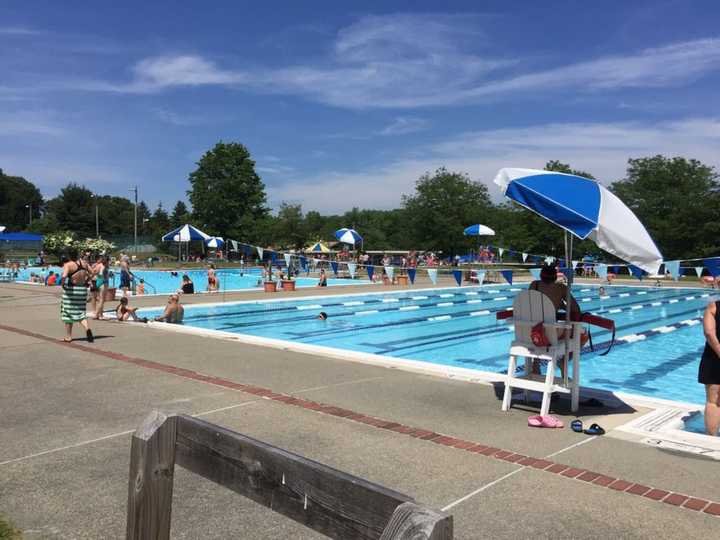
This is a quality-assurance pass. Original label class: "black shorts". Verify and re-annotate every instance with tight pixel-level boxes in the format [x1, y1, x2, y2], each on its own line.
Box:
[699, 345, 720, 385]
[120, 272, 131, 288]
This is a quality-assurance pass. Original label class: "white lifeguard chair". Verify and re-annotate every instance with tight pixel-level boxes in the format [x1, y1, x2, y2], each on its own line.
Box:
[501, 290, 583, 415]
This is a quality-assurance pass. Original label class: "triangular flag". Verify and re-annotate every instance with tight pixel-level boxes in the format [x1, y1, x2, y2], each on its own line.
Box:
[664, 260, 680, 281]
[385, 266, 394, 281]
[522, 253, 528, 262]
[612, 266, 620, 275]
[500, 270, 513, 285]
[366, 265, 375, 281]
[629, 265, 644, 280]
[571, 260, 578, 269]
[704, 258, 720, 277]
[427, 268, 438, 285]
[529, 268, 541, 280]
[475, 270, 486, 285]
[283, 253, 292, 267]
[545, 257, 554, 264]
[498, 248, 505, 257]
[695, 266, 704, 278]
[330, 261, 339, 276]
[347, 262, 357, 279]
[407, 267, 416, 284]
[271, 251, 278, 264]
[230, 240, 238, 252]
[596, 264, 608, 280]
[299, 256, 307, 271]
[452, 269, 462, 286]
[256, 247, 264, 260]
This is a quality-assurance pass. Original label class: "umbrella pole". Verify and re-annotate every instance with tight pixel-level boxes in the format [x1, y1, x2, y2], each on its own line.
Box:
[564, 231, 573, 388]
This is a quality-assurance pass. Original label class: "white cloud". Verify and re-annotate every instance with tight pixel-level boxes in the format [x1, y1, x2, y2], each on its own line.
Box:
[0, 111, 66, 136]
[0, 26, 43, 35]
[267, 118, 720, 213]
[379, 117, 428, 135]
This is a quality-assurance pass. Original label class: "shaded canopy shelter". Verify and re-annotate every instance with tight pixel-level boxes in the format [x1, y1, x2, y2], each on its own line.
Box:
[335, 228, 363, 251]
[0, 231, 43, 252]
[206, 237, 224, 249]
[306, 241, 330, 253]
[161, 224, 210, 261]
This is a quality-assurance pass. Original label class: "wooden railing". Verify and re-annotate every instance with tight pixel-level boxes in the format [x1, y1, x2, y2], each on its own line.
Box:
[126, 411, 453, 539]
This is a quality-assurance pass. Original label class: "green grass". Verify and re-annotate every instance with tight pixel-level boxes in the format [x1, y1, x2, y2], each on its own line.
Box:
[0, 515, 21, 540]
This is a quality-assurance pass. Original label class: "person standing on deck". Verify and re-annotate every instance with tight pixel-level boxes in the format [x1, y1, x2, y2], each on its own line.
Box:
[119, 254, 134, 297]
[60, 247, 93, 343]
[700, 300, 720, 435]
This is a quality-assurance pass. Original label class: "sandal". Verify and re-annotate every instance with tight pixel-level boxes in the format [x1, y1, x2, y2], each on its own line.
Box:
[584, 423, 605, 436]
[62, 337, 72, 343]
[540, 415, 564, 428]
[570, 419, 583, 433]
[86, 329, 94, 343]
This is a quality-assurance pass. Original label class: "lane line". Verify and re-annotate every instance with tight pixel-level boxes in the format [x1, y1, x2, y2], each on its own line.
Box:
[441, 468, 525, 511]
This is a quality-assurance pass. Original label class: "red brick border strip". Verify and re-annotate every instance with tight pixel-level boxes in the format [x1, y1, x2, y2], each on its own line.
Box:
[2, 323, 718, 518]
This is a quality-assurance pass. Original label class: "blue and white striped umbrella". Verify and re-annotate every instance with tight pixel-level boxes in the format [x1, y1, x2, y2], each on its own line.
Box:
[206, 236, 224, 249]
[494, 168, 662, 273]
[161, 224, 210, 242]
[335, 228, 363, 245]
[463, 224, 495, 236]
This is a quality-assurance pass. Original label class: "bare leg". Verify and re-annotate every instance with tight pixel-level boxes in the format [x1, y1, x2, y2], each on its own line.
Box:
[64, 323, 72, 341]
[705, 385, 720, 436]
[96, 287, 106, 319]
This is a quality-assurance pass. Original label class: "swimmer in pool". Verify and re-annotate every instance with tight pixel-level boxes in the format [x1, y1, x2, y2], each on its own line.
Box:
[317, 311, 328, 320]
[599, 286, 606, 296]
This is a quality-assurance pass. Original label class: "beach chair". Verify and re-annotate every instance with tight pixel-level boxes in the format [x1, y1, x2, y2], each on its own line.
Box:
[501, 290, 583, 415]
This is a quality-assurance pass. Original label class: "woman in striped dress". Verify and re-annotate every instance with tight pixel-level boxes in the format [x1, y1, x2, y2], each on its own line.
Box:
[60, 248, 94, 343]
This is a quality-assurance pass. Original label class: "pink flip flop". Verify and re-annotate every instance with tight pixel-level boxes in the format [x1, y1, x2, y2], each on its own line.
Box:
[527, 415, 543, 427]
[540, 415, 564, 428]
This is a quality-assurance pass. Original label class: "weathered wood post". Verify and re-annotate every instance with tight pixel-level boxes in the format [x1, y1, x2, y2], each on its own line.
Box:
[380, 503, 453, 540]
[126, 411, 178, 540]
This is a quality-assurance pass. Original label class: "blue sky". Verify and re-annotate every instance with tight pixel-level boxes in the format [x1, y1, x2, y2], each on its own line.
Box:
[2, 1, 720, 213]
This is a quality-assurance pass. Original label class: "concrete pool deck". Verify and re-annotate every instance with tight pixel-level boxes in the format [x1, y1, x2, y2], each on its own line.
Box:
[1, 281, 718, 539]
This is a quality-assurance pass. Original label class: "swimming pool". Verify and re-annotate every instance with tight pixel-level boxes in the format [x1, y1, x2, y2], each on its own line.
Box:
[14, 266, 368, 293]
[139, 283, 714, 406]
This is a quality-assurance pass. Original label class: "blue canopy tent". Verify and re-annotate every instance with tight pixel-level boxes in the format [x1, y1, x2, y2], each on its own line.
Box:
[161, 224, 210, 261]
[0, 231, 43, 253]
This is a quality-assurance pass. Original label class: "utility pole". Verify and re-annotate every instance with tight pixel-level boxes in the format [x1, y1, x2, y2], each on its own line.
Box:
[96, 204, 99, 238]
[130, 185, 138, 253]
[25, 204, 32, 225]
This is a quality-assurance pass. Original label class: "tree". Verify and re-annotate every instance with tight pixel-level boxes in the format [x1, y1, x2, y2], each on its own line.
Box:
[0, 169, 44, 230]
[44, 183, 95, 238]
[611, 155, 720, 259]
[151, 202, 170, 234]
[402, 168, 493, 255]
[273, 203, 306, 249]
[170, 201, 191, 228]
[187, 142, 269, 240]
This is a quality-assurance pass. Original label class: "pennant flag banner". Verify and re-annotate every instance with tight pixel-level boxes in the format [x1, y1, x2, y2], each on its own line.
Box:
[522, 253, 528, 262]
[283, 253, 292, 267]
[300, 256, 308, 271]
[500, 270, 513, 285]
[330, 261, 339, 276]
[704, 258, 720, 277]
[529, 268, 541, 280]
[612, 266, 620, 275]
[695, 266, 704, 278]
[366, 265, 375, 282]
[498, 248, 505, 257]
[664, 260, 680, 281]
[571, 260, 578, 269]
[596, 264, 608, 280]
[271, 251, 278, 264]
[347, 262, 357, 279]
[230, 240, 238, 252]
[476, 270, 486, 285]
[452, 269, 462, 287]
[427, 268, 438, 285]
[385, 265, 395, 281]
[629, 265, 644, 280]
[407, 267, 416, 284]
[257, 247, 264, 260]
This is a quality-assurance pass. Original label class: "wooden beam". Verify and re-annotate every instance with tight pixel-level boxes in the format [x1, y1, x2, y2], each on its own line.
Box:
[174, 414, 414, 539]
[126, 411, 178, 540]
[380, 503, 453, 540]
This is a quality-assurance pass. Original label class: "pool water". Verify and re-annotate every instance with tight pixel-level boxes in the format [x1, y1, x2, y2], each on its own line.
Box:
[139, 283, 715, 406]
[683, 413, 707, 435]
[14, 266, 367, 293]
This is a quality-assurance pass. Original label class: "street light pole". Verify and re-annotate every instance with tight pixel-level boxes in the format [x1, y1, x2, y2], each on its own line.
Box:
[96, 204, 99, 238]
[25, 204, 32, 226]
[129, 185, 138, 253]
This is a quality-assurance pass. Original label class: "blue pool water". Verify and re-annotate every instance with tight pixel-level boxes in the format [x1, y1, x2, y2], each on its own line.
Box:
[15, 266, 367, 293]
[139, 283, 715, 406]
[683, 413, 707, 435]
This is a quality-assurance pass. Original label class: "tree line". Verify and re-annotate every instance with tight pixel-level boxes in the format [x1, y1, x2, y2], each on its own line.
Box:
[1, 143, 718, 261]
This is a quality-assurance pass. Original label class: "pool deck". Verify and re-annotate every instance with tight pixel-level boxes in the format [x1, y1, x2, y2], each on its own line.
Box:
[1, 279, 719, 539]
